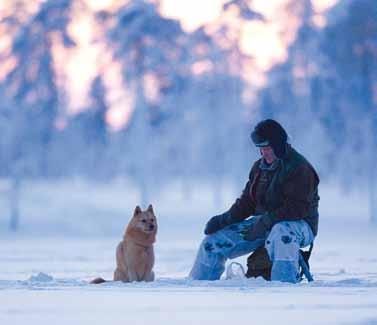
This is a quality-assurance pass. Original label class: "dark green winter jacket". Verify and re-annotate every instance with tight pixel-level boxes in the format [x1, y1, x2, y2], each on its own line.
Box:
[226, 145, 320, 236]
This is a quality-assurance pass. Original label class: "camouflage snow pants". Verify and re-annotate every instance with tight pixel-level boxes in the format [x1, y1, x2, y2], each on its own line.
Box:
[189, 218, 314, 283]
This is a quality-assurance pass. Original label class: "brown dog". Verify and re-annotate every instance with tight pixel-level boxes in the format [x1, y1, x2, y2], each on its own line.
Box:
[91, 204, 157, 284]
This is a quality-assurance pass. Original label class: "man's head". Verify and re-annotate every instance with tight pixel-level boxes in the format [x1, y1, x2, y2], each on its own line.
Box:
[259, 146, 277, 164]
[251, 119, 288, 161]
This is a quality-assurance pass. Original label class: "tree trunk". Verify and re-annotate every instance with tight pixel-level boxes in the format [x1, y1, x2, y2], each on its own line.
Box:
[369, 168, 377, 224]
[370, 126, 377, 225]
[362, 52, 376, 224]
[9, 176, 20, 231]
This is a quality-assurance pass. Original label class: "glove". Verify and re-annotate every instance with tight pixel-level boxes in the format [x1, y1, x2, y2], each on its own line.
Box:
[204, 212, 230, 235]
[239, 214, 273, 241]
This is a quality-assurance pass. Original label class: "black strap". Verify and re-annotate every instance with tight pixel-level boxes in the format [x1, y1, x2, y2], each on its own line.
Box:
[299, 243, 314, 282]
[308, 243, 314, 254]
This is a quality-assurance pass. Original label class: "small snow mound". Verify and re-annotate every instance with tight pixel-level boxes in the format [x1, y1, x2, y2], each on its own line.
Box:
[334, 278, 366, 286]
[28, 272, 54, 282]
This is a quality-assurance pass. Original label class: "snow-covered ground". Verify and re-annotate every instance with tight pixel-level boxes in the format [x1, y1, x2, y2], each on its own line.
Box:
[0, 180, 377, 324]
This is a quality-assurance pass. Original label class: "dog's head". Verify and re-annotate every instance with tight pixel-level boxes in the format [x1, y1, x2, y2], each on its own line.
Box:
[129, 204, 157, 235]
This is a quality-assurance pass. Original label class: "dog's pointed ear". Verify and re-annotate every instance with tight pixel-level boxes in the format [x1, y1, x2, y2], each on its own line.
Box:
[134, 206, 142, 215]
[147, 204, 154, 214]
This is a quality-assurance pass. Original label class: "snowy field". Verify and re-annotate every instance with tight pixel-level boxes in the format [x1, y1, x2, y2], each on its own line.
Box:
[0, 180, 377, 324]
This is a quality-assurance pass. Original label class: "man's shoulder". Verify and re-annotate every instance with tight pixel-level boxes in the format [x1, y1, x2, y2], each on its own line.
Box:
[285, 146, 310, 166]
[284, 146, 319, 181]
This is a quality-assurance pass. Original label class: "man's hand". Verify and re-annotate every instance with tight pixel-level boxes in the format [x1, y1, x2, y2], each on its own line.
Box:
[239, 214, 273, 241]
[204, 213, 229, 235]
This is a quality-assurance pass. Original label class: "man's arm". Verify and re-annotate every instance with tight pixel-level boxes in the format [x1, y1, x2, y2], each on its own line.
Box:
[226, 165, 258, 223]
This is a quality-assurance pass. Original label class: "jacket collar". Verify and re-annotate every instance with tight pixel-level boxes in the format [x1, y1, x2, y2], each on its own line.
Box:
[259, 157, 281, 171]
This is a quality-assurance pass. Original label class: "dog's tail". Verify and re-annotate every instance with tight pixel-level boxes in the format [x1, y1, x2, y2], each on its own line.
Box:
[90, 277, 107, 284]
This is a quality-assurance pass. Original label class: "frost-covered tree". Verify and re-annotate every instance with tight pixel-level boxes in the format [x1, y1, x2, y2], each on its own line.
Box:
[180, 2, 264, 206]
[0, 91, 23, 231]
[320, 0, 377, 222]
[1, 0, 74, 177]
[102, 0, 263, 207]
[105, 0, 184, 205]
[0, 0, 74, 230]
[51, 75, 108, 178]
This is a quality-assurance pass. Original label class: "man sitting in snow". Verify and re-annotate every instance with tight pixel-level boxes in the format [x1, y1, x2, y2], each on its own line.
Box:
[189, 119, 319, 283]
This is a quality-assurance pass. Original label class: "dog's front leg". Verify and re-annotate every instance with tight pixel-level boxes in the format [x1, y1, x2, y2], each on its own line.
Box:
[127, 268, 139, 282]
[125, 254, 139, 282]
[145, 271, 155, 282]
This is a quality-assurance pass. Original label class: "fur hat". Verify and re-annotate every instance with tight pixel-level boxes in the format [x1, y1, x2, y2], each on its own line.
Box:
[251, 119, 288, 158]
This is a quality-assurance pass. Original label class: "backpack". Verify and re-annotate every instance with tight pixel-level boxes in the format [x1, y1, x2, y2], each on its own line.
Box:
[245, 244, 314, 282]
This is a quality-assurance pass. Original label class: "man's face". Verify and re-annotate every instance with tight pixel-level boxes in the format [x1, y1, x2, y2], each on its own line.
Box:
[260, 146, 277, 164]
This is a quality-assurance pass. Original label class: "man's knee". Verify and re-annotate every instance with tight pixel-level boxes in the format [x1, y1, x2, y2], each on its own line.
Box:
[267, 221, 313, 248]
[266, 222, 299, 259]
[201, 235, 216, 253]
[271, 221, 292, 232]
[200, 233, 224, 253]
[266, 221, 299, 250]
[268, 222, 294, 240]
